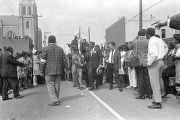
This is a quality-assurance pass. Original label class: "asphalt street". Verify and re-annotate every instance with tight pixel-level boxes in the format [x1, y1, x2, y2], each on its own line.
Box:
[0, 81, 180, 120]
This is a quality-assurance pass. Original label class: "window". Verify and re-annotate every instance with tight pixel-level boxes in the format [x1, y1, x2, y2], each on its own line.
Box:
[23, 6, 26, 15]
[26, 21, 29, 29]
[28, 6, 31, 15]
[6, 30, 16, 39]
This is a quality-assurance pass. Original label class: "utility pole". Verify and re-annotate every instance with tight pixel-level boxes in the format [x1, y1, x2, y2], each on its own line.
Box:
[79, 27, 81, 39]
[88, 27, 90, 43]
[43, 31, 51, 47]
[78, 27, 81, 54]
[139, 0, 142, 31]
[43, 32, 46, 47]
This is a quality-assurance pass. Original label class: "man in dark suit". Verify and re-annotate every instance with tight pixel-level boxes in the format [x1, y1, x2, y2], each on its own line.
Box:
[41, 35, 65, 106]
[133, 30, 152, 99]
[87, 42, 102, 91]
[0, 48, 3, 96]
[153, 13, 180, 100]
[154, 13, 180, 30]
[2, 47, 24, 101]
[107, 42, 123, 91]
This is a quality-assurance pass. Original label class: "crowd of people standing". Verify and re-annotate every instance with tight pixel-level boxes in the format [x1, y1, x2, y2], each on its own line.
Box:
[0, 47, 45, 101]
[0, 13, 180, 109]
[66, 13, 180, 109]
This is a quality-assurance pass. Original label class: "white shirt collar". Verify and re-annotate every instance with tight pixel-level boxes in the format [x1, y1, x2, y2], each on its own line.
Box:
[49, 43, 56, 45]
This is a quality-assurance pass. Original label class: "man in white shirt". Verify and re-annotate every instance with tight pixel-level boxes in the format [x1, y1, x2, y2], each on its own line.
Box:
[146, 28, 168, 109]
[107, 42, 123, 91]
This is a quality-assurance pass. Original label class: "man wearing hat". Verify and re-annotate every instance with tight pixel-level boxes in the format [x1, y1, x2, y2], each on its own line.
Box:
[41, 35, 65, 106]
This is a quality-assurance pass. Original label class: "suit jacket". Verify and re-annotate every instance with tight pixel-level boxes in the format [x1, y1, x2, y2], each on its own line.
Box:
[0, 53, 2, 76]
[169, 13, 180, 30]
[2, 51, 24, 78]
[132, 37, 148, 66]
[87, 45, 103, 68]
[113, 49, 121, 70]
[41, 44, 64, 76]
[71, 53, 84, 73]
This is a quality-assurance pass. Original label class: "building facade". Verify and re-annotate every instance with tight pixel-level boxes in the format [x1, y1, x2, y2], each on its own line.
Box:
[0, 0, 42, 52]
[105, 17, 126, 47]
[106, 16, 175, 46]
[37, 28, 42, 50]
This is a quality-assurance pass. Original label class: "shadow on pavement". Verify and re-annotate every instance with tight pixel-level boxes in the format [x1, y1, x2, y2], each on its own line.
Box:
[61, 94, 83, 102]
[23, 91, 42, 97]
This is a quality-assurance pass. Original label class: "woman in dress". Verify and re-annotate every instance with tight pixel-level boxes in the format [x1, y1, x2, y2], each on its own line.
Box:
[33, 50, 41, 86]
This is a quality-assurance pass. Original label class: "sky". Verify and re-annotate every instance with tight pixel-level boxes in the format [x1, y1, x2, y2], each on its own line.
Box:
[0, 0, 180, 51]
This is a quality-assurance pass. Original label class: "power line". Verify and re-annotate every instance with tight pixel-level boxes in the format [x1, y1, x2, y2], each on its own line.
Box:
[125, 0, 164, 24]
[39, 19, 46, 31]
[35, 1, 49, 31]
[9, 0, 19, 14]
[95, 0, 164, 43]
[3, 0, 16, 15]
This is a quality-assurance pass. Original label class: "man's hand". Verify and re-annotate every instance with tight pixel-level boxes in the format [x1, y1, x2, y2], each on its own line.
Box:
[152, 21, 167, 30]
[79, 63, 83, 67]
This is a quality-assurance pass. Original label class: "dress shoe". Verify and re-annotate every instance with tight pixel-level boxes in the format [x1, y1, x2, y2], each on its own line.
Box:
[80, 87, 85, 90]
[161, 94, 167, 98]
[88, 88, 94, 91]
[48, 101, 60, 106]
[14, 95, 24, 99]
[109, 87, 113, 90]
[119, 88, 123, 92]
[147, 103, 162, 109]
[152, 101, 156, 105]
[94, 87, 99, 90]
[3, 98, 13, 101]
[135, 96, 145, 99]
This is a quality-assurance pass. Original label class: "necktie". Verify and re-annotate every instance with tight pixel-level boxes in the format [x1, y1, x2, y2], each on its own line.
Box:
[91, 49, 93, 56]
[174, 45, 180, 55]
[111, 49, 114, 63]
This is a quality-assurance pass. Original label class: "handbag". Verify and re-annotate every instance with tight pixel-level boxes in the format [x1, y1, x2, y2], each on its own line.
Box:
[39, 58, 46, 74]
[129, 40, 140, 68]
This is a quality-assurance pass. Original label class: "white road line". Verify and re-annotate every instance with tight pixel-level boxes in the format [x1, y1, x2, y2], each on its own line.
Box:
[87, 89, 126, 120]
